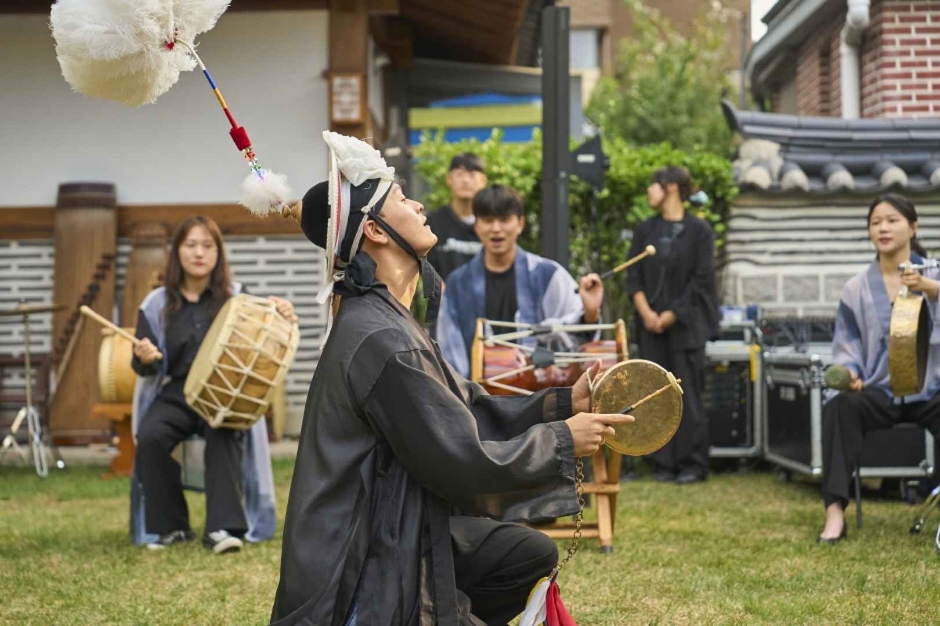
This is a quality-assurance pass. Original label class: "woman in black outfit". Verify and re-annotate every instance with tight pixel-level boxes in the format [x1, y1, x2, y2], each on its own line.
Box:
[626, 167, 720, 484]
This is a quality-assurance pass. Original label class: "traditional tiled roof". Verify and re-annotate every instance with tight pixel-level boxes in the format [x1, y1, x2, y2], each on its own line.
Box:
[722, 100, 940, 194]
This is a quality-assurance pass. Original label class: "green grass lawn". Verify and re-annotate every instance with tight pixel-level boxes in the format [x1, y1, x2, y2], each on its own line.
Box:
[1, 459, 938, 625]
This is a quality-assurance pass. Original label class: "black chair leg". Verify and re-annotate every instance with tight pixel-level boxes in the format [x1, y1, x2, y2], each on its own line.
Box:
[854, 461, 863, 530]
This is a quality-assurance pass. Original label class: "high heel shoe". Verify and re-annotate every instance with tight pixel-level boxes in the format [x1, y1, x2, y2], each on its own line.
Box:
[816, 523, 848, 545]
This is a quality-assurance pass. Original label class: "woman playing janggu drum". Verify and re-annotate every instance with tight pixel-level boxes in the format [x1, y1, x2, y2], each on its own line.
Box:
[130, 216, 296, 554]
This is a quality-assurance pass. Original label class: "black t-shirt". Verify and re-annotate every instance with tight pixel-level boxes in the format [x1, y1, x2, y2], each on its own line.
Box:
[426, 205, 482, 280]
[485, 265, 518, 323]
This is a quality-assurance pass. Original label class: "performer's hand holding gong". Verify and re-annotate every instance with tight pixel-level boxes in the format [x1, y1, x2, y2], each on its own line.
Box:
[565, 411, 635, 456]
[572, 359, 604, 414]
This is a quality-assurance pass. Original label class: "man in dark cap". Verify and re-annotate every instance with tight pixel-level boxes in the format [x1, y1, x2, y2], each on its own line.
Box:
[270, 131, 631, 626]
[426, 153, 487, 281]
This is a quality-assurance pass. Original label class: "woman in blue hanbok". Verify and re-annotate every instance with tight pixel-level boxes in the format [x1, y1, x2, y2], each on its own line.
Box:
[821, 194, 940, 543]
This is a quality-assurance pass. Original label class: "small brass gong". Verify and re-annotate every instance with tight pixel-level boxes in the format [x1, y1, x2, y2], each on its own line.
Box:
[591, 359, 683, 456]
[889, 292, 929, 398]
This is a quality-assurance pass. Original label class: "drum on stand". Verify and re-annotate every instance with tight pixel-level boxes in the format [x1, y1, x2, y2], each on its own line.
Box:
[469, 318, 628, 550]
[471, 319, 629, 396]
[97, 328, 137, 403]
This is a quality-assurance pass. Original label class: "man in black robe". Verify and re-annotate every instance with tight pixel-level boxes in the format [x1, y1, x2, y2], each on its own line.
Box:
[270, 131, 631, 625]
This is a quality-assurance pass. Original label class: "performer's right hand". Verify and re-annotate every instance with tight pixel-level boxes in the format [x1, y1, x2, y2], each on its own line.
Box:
[848, 370, 863, 392]
[134, 338, 162, 364]
[565, 412, 635, 457]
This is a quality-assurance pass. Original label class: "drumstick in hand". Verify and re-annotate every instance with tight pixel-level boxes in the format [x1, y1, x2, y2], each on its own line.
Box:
[80, 306, 163, 360]
[575, 245, 656, 293]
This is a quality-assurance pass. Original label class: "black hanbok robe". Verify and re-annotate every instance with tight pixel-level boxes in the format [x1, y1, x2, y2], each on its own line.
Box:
[270, 254, 579, 625]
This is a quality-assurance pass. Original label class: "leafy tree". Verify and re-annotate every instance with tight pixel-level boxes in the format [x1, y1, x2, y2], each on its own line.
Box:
[586, 0, 737, 156]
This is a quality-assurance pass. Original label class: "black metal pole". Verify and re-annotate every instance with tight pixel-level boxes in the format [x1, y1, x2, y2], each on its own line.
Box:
[540, 5, 570, 268]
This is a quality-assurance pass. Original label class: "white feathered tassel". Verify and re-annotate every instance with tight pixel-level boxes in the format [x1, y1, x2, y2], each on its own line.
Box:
[50, 0, 230, 107]
[239, 169, 292, 216]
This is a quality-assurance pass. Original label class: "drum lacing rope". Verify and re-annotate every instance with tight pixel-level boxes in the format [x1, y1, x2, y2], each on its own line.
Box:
[196, 299, 290, 428]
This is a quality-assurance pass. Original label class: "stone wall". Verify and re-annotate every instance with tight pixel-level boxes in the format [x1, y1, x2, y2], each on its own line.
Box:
[722, 192, 940, 316]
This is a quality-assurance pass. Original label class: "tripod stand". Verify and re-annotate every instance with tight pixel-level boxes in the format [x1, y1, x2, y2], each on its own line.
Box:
[0, 303, 66, 477]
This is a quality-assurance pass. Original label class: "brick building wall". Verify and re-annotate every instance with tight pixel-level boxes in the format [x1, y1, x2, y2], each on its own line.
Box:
[796, 23, 838, 116]
[830, 13, 843, 117]
[861, 1, 885, 117]
[878, 0, 940, 117]
[767, 0, 940, 119]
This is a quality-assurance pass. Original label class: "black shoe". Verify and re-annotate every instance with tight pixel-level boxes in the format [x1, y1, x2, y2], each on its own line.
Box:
[675, 469, 707, 485]
[654, 470, 676, 483]
[621, 470, 641, 483]
[203, 530, 243, 554]
[816, 522, 848, 545]
[146, 530, 196, 551]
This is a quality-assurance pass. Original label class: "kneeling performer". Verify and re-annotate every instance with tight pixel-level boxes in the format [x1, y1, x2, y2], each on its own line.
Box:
[270, 133, 631, 625]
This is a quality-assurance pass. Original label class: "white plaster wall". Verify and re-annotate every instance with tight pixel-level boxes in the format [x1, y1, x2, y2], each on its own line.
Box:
[0, 10, 328, 207]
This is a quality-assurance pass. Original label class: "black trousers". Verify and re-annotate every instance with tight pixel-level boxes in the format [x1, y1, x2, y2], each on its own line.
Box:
[451, 516, 558, 626]
[136, 384, 248, 536]
[822, 388, 940, 508]
[637, 330, 709, 476]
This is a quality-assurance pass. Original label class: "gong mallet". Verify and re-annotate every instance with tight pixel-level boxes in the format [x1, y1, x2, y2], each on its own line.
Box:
[575, 245, 656, 293]
[618, 372, 683, 415]
[79, 306, 163, 360]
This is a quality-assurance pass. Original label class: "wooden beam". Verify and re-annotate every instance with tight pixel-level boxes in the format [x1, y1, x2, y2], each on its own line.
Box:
[0, 207, 55, 238]
[229, 0, 329, 10]
[0, 205, 302, 240]
[119, 205, 303, 237]
[370, 15, 414, 69]
[368, 0, 399, 14]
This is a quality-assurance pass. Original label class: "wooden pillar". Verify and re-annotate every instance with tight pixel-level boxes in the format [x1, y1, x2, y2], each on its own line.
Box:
[329, 0, 370, 138]
[121, 222, 169, 328]
[49, 183, 118, 444]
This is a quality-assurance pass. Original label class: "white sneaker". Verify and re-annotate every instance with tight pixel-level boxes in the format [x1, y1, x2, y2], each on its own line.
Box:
[146, 530, 196, 551]
[202, 530, 243, 554]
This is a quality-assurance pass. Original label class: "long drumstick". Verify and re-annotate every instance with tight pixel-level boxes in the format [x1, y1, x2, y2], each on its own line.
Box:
[79, 306, 163, 360]
[619, 373, 683, 415]
[575, 245, 656, 293]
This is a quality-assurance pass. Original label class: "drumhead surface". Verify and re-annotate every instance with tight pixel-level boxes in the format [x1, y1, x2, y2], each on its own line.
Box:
[591, 359, 682, 456]
[184, 294, 299, 429]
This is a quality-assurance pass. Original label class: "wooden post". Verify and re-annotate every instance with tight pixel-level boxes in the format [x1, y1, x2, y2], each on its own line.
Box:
[329, 0, 370, 138]
[121, 222, 168, 328]
[49, 183, 117, 444]
[615, 318, 629, 360]
[470, 318, 484, 383]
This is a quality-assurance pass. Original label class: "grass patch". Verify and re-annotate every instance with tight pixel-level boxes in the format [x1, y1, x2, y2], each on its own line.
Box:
[2, 460, 938, 625]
